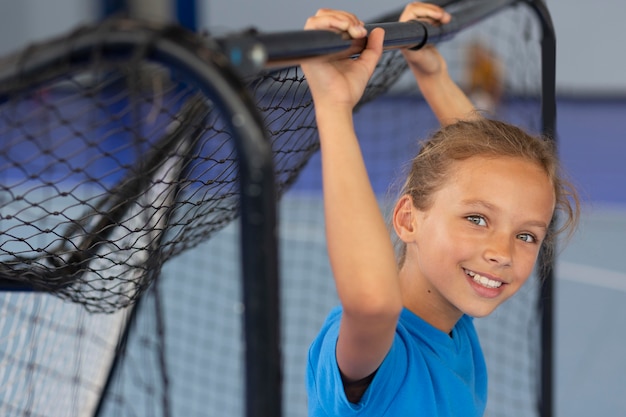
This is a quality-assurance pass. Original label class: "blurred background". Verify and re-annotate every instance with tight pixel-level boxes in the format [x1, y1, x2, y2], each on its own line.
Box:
[0, 1, 623, 416]
[0, 0, 625, 95]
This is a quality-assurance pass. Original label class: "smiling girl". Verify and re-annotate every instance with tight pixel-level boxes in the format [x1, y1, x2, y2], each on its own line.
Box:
[301, 3, 579, 416]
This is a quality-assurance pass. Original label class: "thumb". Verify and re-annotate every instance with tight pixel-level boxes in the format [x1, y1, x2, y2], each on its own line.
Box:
[359, 27, 385, 70]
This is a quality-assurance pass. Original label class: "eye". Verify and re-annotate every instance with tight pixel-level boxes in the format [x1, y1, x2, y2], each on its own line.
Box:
[517, 233, 537, 243]
[466, 215, 487, 227]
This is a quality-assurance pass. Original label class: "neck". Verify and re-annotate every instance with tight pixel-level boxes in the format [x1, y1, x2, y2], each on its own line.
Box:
[399, 264, 463, 334]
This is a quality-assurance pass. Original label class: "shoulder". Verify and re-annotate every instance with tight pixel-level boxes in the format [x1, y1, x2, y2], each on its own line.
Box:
[308, 306, 343, 366]
[314, 306, 342, 338]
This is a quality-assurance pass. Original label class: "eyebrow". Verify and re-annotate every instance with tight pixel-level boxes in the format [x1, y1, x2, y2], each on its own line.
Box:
[461, 199, 497, 212]
[522, 221, 549, 230]
[460, 199, 549, 230]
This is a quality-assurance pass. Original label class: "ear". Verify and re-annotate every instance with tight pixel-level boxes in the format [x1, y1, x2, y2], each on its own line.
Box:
[393, 194, 417, 243]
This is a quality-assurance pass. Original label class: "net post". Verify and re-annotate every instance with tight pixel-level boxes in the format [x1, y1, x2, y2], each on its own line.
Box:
[526, 1, 557, 416]
[146, 27, 284, 417]
[194, 46, 282, 417]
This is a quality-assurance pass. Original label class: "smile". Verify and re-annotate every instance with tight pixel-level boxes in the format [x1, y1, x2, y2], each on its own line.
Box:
[464, 268, 503, 289]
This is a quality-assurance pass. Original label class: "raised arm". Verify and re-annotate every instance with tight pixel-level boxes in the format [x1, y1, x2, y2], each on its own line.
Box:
[300, 10, 403, 382]
[399, 3, 478, 125]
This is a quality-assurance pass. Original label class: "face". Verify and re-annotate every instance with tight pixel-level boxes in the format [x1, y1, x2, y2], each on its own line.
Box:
[400, 156, 555, 329]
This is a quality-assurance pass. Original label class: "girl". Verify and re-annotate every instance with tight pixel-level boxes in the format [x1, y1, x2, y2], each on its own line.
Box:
[301, 3, 579, 416]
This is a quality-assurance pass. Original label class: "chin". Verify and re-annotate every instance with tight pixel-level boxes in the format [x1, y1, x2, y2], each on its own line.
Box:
[461, 302, 501, 319]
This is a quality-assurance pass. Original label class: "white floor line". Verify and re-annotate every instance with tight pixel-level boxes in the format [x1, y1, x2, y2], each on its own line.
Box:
[557, 261, 626, 293]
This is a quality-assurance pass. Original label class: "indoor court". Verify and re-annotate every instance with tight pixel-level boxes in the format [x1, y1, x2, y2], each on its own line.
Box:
[0, 1, 623, 417]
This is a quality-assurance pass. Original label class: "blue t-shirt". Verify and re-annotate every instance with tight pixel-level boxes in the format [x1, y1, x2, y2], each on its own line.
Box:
[306, 306, 487, 416]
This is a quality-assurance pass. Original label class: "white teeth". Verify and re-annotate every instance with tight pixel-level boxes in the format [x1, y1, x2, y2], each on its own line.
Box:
[465, 269, 502, 289]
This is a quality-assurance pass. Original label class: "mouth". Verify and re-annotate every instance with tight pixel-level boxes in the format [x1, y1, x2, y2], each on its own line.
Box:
[464, 268, 503, 289]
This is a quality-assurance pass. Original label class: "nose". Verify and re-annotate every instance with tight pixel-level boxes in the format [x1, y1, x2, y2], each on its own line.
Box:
[483, 232, 513, 266]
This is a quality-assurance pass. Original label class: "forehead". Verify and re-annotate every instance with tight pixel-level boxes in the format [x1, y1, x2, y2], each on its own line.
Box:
[440, 155, 556, 217]
[448, 155, 549, 182]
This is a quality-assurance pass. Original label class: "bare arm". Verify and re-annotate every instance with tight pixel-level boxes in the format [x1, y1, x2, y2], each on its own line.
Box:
[399, 4, 479, 125]
[301, 10, 403, 382]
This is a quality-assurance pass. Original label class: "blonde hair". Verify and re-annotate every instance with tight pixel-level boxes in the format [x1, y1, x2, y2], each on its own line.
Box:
[395, 118, 580, 270]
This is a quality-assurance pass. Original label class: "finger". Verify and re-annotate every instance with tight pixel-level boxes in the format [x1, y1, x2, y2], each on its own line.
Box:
[305, 9, 367, 38]
[400, 2, 451, 24]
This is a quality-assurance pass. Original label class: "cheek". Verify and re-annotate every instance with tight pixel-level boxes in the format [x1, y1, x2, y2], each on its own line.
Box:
[418, 221, 474, 262]
[514, 248, 542, 282]
[416, 219, 447, 251]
